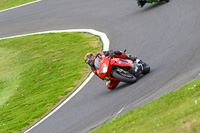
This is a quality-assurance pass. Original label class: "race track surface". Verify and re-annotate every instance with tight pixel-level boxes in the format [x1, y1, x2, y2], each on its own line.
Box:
[1, 0, 200, 133]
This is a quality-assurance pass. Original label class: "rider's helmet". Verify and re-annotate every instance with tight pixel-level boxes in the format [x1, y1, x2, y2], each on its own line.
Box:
[84, 53, 96, 67]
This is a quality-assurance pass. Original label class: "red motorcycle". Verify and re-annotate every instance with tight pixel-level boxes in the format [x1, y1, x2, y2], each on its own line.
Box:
[94, 50, 150, 84]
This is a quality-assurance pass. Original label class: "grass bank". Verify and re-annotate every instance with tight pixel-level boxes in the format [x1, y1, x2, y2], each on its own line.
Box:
[0, 0, 36, 11]
[0, 32, 102, 133]
[91, 79, 200, 133]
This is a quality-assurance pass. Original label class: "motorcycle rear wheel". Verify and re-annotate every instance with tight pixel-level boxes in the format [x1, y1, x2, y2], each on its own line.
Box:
[112, 70, 137, 83]
[141, 62, 150, 74]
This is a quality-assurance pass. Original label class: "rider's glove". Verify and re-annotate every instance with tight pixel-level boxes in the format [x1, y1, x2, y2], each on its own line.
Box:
[96, 53, 102, 59]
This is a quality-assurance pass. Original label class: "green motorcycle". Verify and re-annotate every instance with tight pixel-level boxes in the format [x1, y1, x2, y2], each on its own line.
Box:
[137, 0, 169, 8]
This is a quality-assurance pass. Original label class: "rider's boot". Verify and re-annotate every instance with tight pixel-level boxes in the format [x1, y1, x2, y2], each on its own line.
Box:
[114, 51, 137, 61]
[125, 54, 137, 61]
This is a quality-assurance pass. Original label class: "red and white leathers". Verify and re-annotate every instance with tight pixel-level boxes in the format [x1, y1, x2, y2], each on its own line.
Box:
[106, 80, 120, 90]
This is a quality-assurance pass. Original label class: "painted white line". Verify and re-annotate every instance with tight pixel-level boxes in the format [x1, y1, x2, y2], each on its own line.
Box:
[25, 72, 95, 133]
[0, 29, 109, 133]
[113, 107, 124, 120]
[0, 29, 110, 51]
[0, 0, 42, 13]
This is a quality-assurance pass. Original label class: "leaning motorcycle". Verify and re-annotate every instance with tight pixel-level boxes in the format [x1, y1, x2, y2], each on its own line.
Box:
[94, 50, 150, 84]
[137, 0, 169, 8]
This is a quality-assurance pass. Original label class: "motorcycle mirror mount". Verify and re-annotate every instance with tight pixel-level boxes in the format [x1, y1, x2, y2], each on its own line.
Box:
[124, 49, 127, 53]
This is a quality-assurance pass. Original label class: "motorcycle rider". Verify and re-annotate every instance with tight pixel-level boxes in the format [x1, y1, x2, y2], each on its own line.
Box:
[138, 0, 169, 8]
[84, 50, 137, 90]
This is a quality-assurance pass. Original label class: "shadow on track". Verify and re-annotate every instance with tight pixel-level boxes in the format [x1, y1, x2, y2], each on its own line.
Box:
[113, 82, 134, 91]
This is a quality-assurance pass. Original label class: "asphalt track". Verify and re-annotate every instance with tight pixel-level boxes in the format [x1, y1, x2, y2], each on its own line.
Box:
[1, 0, 200, 133]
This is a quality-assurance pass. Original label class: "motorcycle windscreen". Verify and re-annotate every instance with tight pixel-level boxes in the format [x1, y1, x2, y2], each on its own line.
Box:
[94, 57, 101, 69]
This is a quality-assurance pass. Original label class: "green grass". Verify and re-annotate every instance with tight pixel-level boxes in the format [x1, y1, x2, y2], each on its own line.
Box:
[91, 79, 200, 133]
[0, 0, 36, 11]
[0, 32, 102, 133]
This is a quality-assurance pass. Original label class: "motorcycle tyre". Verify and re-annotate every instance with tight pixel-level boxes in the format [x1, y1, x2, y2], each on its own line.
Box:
[161, 0, 169, 2]
[142, 62, 150, 74]
[112, 70, 137, 83]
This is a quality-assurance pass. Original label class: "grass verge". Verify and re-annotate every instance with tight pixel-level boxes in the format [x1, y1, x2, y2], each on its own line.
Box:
[0, 32, 102, 133]
[0, 0, 37, 11]
[91, 79, 200, 133]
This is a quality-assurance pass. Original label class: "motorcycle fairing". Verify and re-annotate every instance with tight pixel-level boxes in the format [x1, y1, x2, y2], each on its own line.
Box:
[96, 57, 135, 80]
[112, 58, 134, 68]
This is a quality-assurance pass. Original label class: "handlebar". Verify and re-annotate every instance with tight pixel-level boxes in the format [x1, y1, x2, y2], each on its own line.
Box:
[109, 50, 114, 58]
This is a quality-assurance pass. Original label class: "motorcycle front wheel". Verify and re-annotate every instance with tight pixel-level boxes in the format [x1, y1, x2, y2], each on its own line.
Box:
[112, 70, 137, 83]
